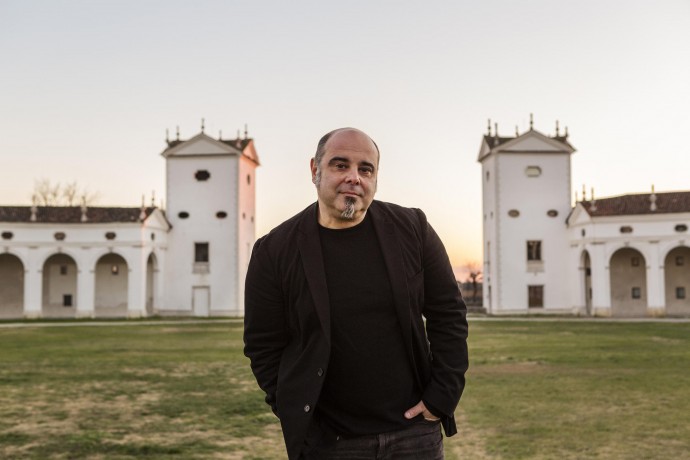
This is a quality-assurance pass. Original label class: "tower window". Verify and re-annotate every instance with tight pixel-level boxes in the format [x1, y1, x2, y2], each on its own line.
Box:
[508, 209, 520, 217]
[195, 243, 209, 263]
[178, 211, 190, 219]
[528, 286, 544, 308]
[195, 170, 211, 181]
[620, 226, 633, 234]
[675, 224, 688, 232]
[105, 232, 116, 240]
[54, 232, 66, 241]
[527, 241, 542, 261]
[547, 210, 558, 217]
[1, 231, 12, 240]
[63, 294, 73, 307]
[216, 211, 228, 219]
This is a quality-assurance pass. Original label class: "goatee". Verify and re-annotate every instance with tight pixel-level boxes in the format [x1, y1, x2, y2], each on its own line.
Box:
[341, 196, 356, 220]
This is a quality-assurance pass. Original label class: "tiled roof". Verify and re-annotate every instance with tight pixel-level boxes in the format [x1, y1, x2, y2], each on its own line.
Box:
[0, 206, 156, 224]
[582, 191, 690, 217]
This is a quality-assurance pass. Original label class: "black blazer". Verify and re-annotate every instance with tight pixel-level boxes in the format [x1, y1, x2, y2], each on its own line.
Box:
[244, 200, 469, 460]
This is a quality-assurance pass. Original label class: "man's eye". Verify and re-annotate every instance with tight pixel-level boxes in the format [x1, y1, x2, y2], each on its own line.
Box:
[359, 168, 373, 175]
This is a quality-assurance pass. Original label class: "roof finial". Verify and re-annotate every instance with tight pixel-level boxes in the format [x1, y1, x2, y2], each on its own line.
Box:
[151, 190, 156, 207]
[166, 128, 169, 143]
[564, 126, 569, 138]
[201, 118, 205, 133]
[574, 190, 579, 203]
[555, 120, 560, 136]
[218, 130, 222, 140]
[515, 125, 519, 136]
[529, 113, 534, 130]
[487, 119, 492, 136]
[590, 187, 597, 212]
[176, 126, 180, 141]
[582, 184, 587, 201]
[237, 129, 240, 139]
[244, 123, 248, 139]
[494, 123, 498, 137]
[650, 184, 657, 211]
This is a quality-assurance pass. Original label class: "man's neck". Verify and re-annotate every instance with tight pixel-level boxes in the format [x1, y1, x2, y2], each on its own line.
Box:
[317, 207, 367, 229]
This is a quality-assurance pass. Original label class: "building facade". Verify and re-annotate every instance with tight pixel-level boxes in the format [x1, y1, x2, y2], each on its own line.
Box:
[0, 130, 259, 319]
[479, 120, 690, 317]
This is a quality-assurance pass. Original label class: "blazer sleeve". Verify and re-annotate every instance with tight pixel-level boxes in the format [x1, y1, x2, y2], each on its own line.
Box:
[416, 210, 469, 420]
[243, 236, 289, 415]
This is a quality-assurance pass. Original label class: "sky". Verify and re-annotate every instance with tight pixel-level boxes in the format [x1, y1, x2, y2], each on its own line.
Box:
[1, 0, 689, 278]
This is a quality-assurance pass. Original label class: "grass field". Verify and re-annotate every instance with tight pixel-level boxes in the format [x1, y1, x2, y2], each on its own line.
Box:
[0, 319, 689, 459]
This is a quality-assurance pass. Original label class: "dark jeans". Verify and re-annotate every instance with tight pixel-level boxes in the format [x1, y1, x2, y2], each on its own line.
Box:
[301, 419, 444, 460]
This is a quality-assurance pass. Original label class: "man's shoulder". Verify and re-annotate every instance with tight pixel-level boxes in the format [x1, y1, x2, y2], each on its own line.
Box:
[370, 200, 427, 226]
[256, 203, 316, 247]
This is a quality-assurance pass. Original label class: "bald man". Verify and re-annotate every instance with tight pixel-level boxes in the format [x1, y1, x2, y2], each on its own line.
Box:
[244, 128, 468, 459]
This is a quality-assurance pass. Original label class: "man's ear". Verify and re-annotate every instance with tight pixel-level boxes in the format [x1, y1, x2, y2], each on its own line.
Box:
[310, 158, 317, 184]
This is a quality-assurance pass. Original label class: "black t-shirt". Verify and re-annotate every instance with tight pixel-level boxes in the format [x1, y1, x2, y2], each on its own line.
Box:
[316, 212, 420, 436]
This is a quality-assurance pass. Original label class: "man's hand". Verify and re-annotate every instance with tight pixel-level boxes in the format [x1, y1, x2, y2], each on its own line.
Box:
[404, 400, 440, 421]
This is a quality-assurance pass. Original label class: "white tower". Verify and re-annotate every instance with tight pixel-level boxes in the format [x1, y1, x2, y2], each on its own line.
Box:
[161, 125, 259, 316]
[478, 117, 575, 314]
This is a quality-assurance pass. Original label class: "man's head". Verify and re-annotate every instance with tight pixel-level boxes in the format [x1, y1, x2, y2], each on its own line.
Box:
[310, 128, 379, 229]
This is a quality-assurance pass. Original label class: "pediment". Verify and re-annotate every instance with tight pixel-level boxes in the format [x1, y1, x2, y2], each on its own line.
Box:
[566, 203, 592, 226]
[139, 208, 170, 230]
[161, 133, 241, 158]
[498, 131, 574, 154]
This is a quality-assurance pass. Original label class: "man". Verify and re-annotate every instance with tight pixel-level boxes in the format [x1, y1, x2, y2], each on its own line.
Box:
[244, 128, 468, 459]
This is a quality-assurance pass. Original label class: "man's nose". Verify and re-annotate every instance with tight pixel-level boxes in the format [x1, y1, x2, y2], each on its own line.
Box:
[344, 168, 361, 184]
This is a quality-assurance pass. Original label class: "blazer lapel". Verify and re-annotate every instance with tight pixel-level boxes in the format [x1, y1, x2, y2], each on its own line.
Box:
[370, 203, 413, 353]
[297, 203, 331, 345]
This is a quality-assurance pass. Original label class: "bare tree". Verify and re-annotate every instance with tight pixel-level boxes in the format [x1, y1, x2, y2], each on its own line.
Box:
[463, 261, 483, 303]
[32, 178, 100, 206]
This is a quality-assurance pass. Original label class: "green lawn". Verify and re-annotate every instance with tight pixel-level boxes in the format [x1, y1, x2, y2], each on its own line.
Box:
[0, 320, 688, 459]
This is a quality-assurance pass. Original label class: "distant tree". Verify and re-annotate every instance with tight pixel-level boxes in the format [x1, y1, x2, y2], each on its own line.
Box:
[32, 178, 100, 206]
[463, 261, 483, 302]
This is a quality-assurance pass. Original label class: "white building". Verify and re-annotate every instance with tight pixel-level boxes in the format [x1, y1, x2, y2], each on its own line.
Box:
[0, 128, 259, 319]
[479, 118, 690, 317]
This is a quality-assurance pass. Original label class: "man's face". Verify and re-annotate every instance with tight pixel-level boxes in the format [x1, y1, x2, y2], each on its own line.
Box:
[311, 129, 378, 228]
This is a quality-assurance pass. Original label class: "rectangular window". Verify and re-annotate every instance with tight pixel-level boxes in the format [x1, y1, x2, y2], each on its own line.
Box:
[63, 294, 73, 307]
[527, 241, 542, 261]
[60, 265, 68, 275]
[195, 243, 209, 263]
[528, 285, 544, 308]
[677, 287, 686, 299]
[632, 287, 641, 299]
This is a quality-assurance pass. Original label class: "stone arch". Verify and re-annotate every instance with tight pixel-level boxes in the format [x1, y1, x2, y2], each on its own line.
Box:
[42, 253, 78, 318]
[664, 246, 690, 316]
[580, 250, 592, 316]
[609, 247, 647, 317]
[94, 253, 128, 317]
[146, 252, 158, 316]
[0, 253, 25, 318]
